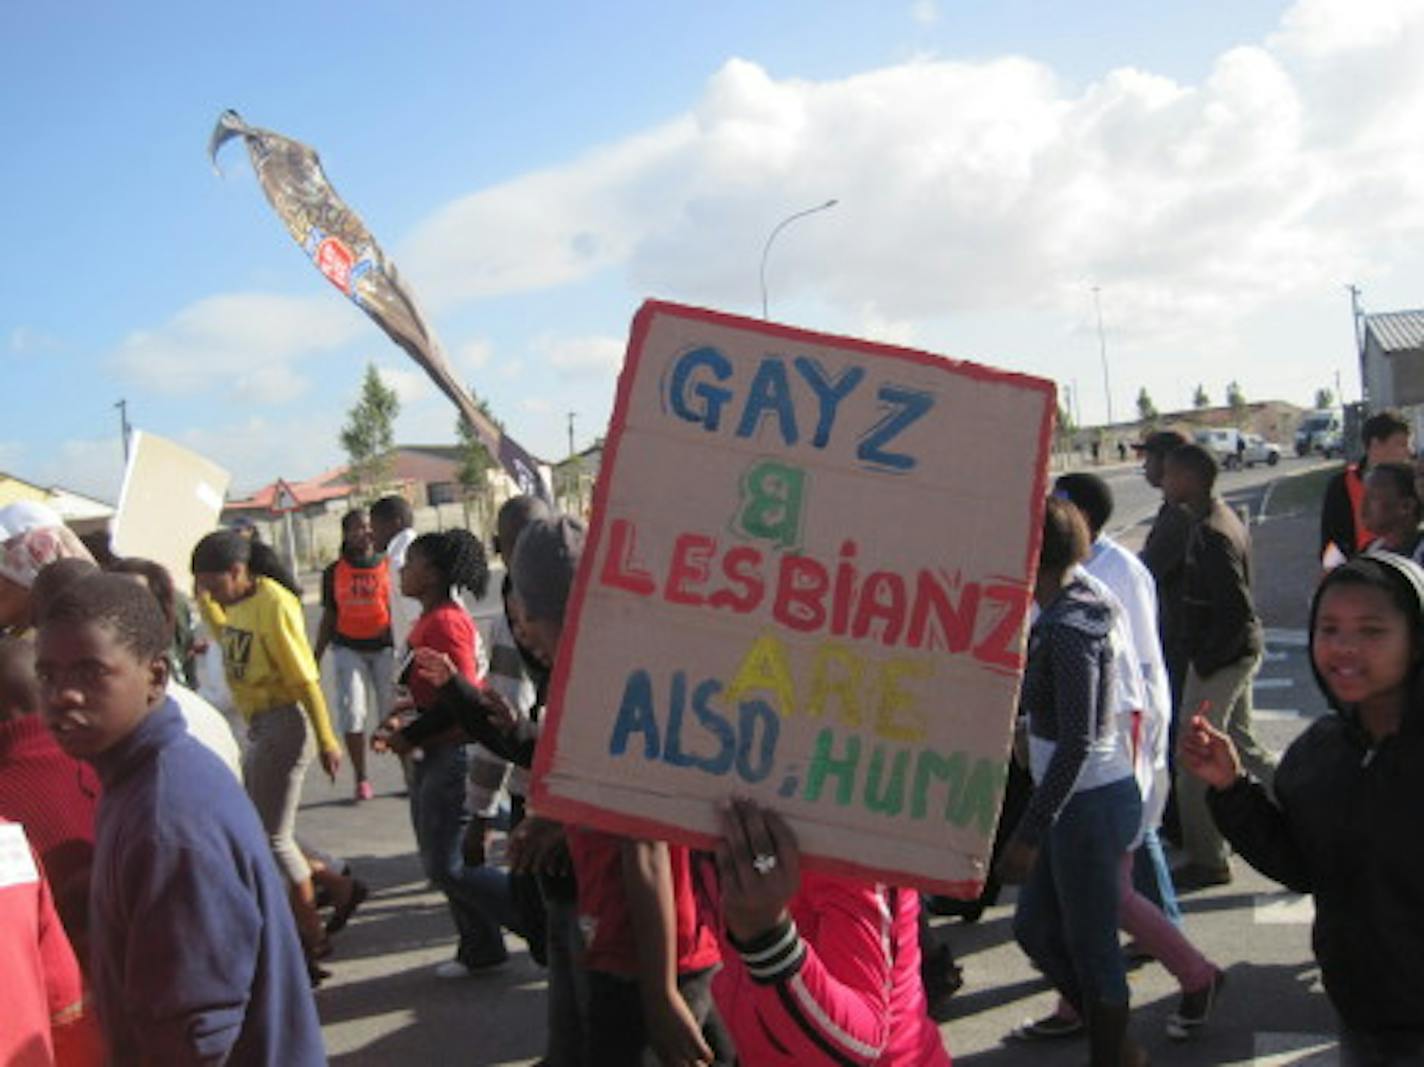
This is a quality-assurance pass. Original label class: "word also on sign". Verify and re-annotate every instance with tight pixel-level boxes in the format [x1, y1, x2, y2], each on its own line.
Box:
[530, 301, 1055, 894]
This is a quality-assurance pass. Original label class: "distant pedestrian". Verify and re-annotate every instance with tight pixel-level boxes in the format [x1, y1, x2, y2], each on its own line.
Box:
[313, 508, 394, 801]
[1182, 553, 1424, 1065]
[1162, 444, 1275, 889]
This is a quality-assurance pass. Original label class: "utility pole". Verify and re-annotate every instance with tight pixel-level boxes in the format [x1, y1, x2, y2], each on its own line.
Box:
[566, 411, 577, 458]
[114, 399, 132, 464]
[1092, 286, 1114, 427]
[1346, 283, 1366, 405]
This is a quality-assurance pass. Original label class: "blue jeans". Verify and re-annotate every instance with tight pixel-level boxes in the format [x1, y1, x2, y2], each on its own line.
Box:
[409, 743, 513, 966]
[1132, 827, 1182, 926]
[1014, 777, 1141, 1008]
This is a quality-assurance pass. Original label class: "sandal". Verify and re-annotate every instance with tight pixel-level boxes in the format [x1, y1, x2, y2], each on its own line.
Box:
[1008, 1013, 1084, 1041]
[325, 879, 369, 936]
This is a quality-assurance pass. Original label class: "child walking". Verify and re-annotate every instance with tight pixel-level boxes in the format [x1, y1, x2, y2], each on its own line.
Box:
[191, 530, 342, 970]
[381, 528, 512, 977]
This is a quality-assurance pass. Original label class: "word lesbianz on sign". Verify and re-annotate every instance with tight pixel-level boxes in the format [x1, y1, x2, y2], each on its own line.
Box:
[531, 301, 1055, 894]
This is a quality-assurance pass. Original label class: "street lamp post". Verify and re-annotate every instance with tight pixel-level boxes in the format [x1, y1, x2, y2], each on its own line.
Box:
[760, 199, 838, 320]
[1092, 286, 1114, 427]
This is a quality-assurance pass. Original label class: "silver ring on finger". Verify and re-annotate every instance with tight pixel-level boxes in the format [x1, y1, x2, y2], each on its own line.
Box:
[752, 852, 778, 876]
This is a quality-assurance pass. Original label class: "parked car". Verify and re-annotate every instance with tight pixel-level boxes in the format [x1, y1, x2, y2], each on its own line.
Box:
[1194, 428, 1247, 469]
[1240, 433, 1281, 467]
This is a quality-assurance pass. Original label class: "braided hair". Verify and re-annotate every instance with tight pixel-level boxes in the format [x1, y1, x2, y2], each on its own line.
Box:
[409, 528, 489, 600]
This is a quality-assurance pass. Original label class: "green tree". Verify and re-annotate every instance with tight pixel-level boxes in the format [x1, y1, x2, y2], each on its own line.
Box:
[340, 364, 400, 499]
[1314, 386, 1335, 410]
[1136, 387, 1159, 423]
[1193, 383, 1210, 409]
[455, 393, 499, 530]
[1226, 380, 1247, 419]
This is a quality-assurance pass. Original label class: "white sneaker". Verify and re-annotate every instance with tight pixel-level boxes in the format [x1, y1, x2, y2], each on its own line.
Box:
[433, 960, 472, 979]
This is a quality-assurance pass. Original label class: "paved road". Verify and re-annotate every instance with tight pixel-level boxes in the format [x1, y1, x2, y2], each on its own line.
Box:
[281, 459, 1342, 1066]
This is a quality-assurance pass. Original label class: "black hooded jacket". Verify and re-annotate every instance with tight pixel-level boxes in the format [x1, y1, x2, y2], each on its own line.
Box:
[1208, 555, 1424, 1036]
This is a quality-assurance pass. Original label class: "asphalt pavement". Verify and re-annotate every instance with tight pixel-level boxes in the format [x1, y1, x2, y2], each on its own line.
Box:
[286, 456, 1345, 1066]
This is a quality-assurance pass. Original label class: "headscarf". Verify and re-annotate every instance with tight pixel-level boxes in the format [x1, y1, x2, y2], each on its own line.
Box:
[0, 523, 95, 590]
[0, 501, 65, 543]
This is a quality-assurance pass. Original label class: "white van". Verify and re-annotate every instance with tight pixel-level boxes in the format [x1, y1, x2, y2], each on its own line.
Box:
[1194, 428, 1246, 469]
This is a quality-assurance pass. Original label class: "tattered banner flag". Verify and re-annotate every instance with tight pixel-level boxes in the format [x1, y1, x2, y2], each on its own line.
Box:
[208, 109, 551, 501]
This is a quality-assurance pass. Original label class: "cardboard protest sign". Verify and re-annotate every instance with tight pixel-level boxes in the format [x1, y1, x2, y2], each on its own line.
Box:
[111, 431, 230, 586]
[530, 301, 1055, 894]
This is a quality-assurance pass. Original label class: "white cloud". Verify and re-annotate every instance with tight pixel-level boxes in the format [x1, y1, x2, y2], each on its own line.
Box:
[910, 0, 940, 27]
[176, 414, 345, 497]
[394, 0, 1424, 397]
[109, 292, 362, 402]
[531, 333, 626, 376]
[87, 0, 1424, 443]
[520, 396, 554, 415]
[374, 365, 431, 405]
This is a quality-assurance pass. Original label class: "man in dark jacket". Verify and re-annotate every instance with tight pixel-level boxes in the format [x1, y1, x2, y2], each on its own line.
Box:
[1162, 444, 1276, 888]
[1319, 410, 1411, 563]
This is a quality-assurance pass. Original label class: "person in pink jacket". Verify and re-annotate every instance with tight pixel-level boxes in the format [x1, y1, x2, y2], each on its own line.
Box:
[711, 798, 952, 1066]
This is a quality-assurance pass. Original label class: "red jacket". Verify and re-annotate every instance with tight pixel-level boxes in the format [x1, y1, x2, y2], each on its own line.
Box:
[0, 716, 99, 948]
[712, 873, 951, 1066]
[0, 820, 103, 1067]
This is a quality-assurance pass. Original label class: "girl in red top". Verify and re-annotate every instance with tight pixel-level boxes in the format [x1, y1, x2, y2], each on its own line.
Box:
[713, 799, 952, 1066]
[382, 529, 511, 977]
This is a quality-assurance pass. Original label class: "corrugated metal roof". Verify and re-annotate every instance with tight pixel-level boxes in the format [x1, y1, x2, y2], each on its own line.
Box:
[1365, 310, 1424, 353]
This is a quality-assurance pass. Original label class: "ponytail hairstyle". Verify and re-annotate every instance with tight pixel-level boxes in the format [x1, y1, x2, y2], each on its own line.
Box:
[409, 528, 489, 600]
[191, 529, 302, 597]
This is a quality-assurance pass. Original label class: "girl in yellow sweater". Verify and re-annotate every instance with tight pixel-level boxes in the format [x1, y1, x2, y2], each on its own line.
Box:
[192, 530, 341, 965]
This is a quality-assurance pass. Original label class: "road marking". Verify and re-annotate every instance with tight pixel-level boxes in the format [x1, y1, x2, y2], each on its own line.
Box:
[1264, 628, 1309, 648]
[1256, 708, 1309, 722]
[1248, 1031, 1338, 1065]
[1263, 651, 1288, 664]
[1255, 678, 1295, 690]
[1254, 892, 1315, 925]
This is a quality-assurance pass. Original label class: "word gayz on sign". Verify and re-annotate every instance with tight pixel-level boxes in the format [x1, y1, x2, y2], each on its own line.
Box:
[531, 301, 1055, 894]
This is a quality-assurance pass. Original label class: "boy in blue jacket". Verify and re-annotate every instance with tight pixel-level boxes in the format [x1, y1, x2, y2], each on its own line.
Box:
[35, 573, 326, 1065]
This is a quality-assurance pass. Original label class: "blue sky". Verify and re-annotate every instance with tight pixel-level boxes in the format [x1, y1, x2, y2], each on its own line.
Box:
[5, 0, 1423, 500]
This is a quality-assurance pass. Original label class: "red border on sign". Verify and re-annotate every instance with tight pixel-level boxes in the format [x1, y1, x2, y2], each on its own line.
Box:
[530, 299, 1056, 897]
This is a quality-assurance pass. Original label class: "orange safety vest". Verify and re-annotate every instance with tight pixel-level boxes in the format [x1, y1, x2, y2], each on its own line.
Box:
[333, 557, 392, 641]
[1345, 464, 1371, 552]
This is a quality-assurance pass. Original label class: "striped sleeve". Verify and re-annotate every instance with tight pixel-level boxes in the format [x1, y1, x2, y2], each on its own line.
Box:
[732, 882, 895, 1066]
